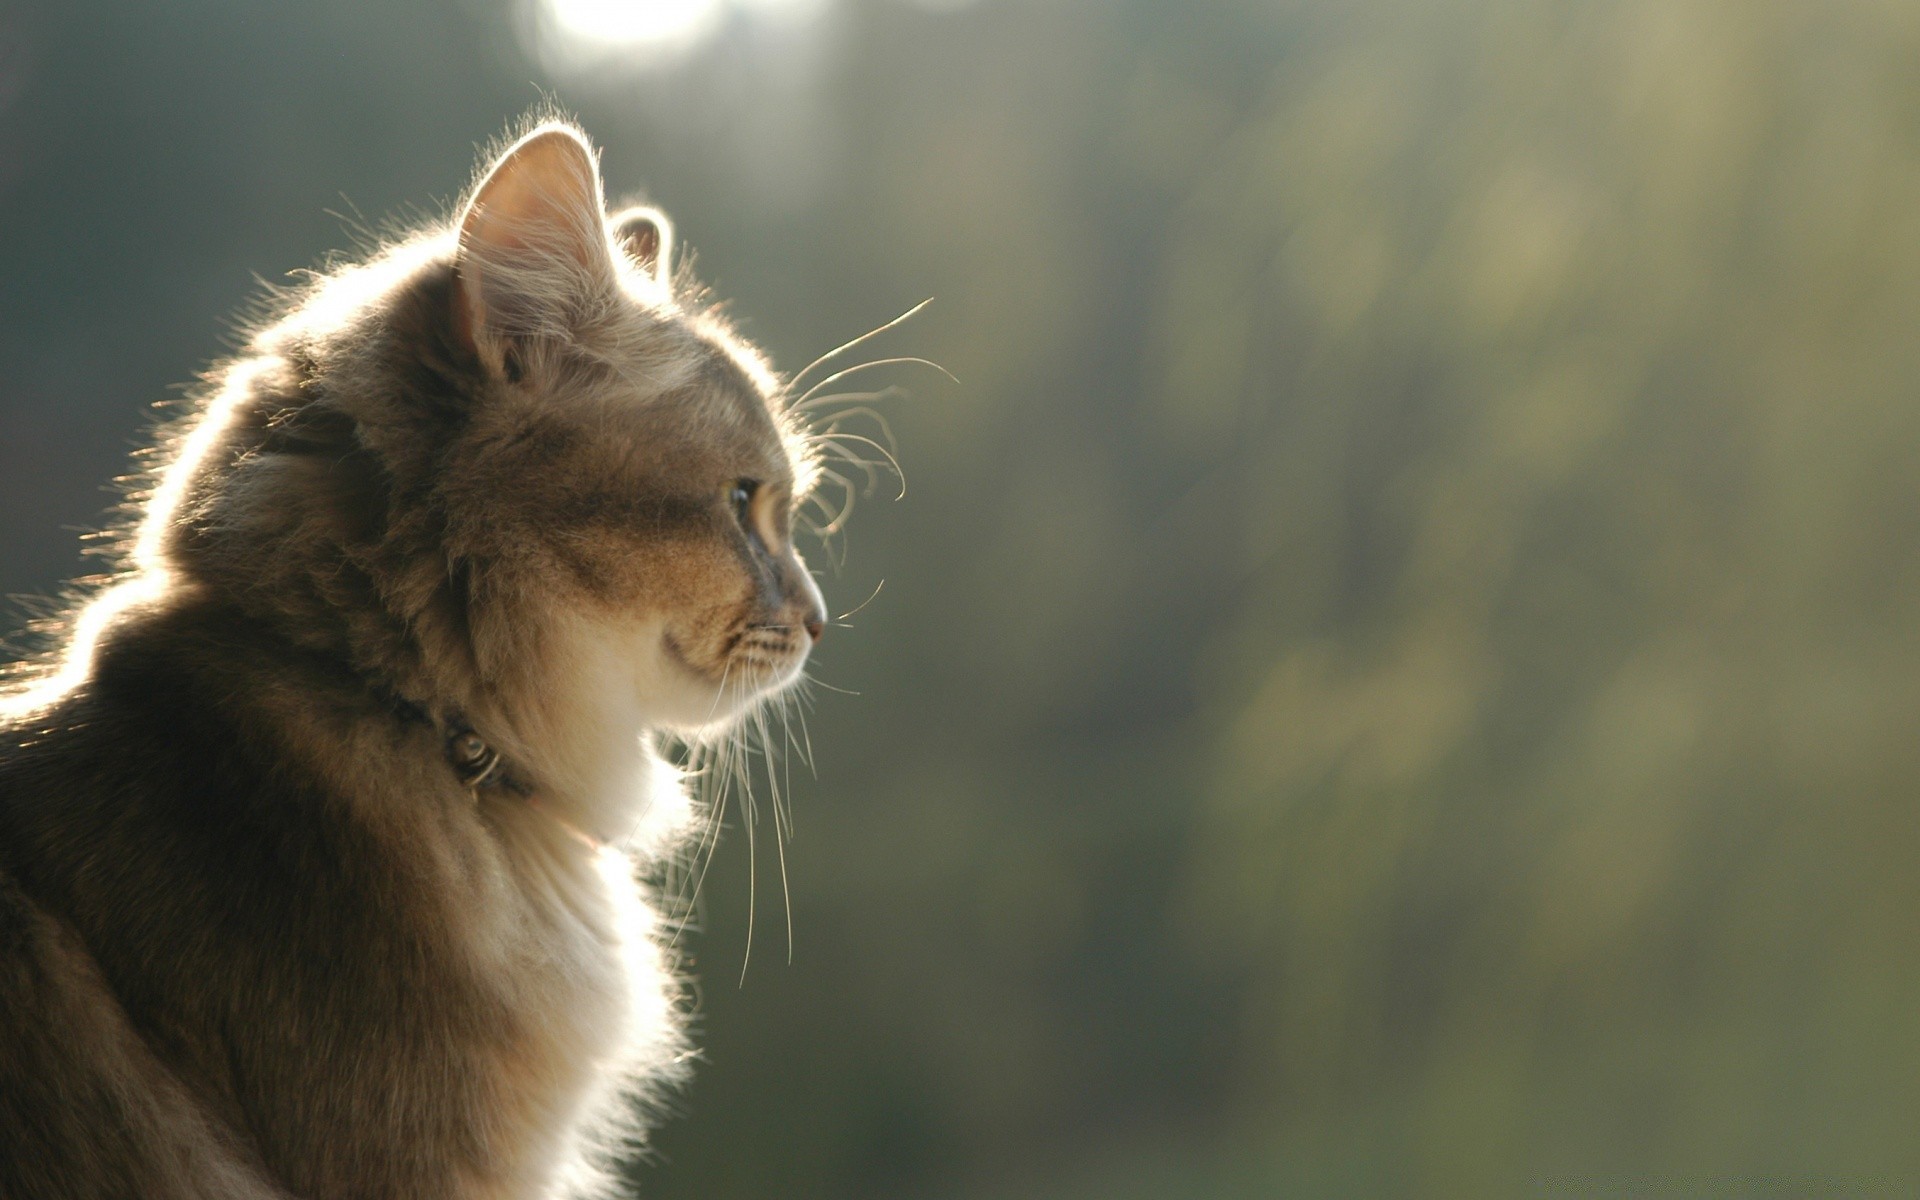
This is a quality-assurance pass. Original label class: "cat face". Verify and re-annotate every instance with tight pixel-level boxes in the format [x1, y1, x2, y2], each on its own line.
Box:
[442, 337, 826, 734]
[441, 344, 829, 733]
[153, 124, 826, 742]
[441, 126, 827, 732]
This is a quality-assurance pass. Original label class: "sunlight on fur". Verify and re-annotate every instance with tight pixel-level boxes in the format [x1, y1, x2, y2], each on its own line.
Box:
[0, 115, 918, 1199]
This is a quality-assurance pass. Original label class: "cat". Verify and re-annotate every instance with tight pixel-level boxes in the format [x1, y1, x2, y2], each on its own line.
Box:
[0, 120, 827, 1198]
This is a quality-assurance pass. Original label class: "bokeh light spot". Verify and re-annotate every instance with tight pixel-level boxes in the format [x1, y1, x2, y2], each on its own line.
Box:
[544, 0, 723, 48]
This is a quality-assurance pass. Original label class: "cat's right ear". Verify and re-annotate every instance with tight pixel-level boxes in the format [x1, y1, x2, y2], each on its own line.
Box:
[452, 124, 618, 376]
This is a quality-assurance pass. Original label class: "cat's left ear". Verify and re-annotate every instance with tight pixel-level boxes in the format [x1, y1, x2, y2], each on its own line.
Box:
[452, 124, 617, 372]
[611, 205, 673, 289]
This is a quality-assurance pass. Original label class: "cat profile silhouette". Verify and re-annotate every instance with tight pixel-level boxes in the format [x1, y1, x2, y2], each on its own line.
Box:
[0, 119, 826, 1199]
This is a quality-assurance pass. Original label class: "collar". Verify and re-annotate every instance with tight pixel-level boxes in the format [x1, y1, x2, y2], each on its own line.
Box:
[444, 720, 605, 852]
[382, 689, 604, 852]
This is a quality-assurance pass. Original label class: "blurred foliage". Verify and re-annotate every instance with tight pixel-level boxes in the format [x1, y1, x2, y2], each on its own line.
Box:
[6, 0, 1920, 1194]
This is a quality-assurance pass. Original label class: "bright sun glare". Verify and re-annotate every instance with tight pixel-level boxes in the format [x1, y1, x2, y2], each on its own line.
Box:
[533, 0, 841, 67]
[544, 0, 724, 49]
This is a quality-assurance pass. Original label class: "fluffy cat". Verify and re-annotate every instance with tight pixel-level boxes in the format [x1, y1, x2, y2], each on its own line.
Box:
[0, 121, 826, 1198]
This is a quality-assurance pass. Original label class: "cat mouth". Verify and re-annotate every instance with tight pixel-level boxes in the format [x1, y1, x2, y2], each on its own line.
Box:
[661, 627, 809, 694]
[725, 625, 810, 687]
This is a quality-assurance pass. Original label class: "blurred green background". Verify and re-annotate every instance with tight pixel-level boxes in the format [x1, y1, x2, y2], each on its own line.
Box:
[6, 0, 1920, 1193]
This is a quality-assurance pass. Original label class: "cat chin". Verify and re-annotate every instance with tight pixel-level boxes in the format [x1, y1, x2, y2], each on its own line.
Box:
[544, 613, 805, 736]
[663, 653, 809, 737]
[648, 645, 810, 735]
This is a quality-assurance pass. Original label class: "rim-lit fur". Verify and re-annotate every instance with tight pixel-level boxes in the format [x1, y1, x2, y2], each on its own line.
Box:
[0, 120, 825, 1198]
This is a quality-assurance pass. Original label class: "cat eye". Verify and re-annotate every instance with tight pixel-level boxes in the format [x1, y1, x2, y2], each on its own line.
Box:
[730, 480, 759, 527]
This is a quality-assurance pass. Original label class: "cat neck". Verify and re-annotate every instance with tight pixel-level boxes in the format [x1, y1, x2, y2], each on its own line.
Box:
[124, 583, 685, 858]
[369, 700, 603, 852]
[455, 622, 674, 853]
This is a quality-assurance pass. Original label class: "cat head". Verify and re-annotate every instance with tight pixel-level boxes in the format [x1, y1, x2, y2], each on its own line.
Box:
[146, 123, 827, 745]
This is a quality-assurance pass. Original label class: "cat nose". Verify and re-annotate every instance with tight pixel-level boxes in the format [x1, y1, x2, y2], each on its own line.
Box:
[791, 559, 827, 643]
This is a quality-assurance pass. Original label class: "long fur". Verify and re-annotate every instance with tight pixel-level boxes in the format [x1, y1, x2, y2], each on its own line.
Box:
[0, 119, 826, 1198]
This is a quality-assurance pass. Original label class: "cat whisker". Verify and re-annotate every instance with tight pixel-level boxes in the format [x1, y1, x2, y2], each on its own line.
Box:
[807, 466, 859, 539]
[815, 403, 899, 450]
[785, 689, 819, 782]
[777, 691, 799, 836]
[745, 687, 795, 969]
[668, 651, 751, 951]
[790, 388, 900, 420]
[739, 739, 757, 984]
[835, 578, 884, 623]
[789, 356, 957, 414]
[654, 542, 832, 981]
[667, 746, 729, 954]
[783, 298, 934, 400]
[685, 751, 731, 898]
[734, 656, 788, 985]
[701, 651, 738, 726]
[796, 397, 907, 473]
[804, 442, 886, 498]
[807, 434, 904, 501]
[777, 680, 821, 785]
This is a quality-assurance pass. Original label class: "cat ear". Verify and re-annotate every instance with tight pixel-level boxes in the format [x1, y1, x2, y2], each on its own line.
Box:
[610, 205, 673, 289]
[452, 124, 617, 370]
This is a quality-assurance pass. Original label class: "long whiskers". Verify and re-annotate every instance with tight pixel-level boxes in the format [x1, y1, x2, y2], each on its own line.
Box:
[794, 404, 908, 569]
[790, 356, 957, 414]
[836, 579, 885, 627]
[804, 433, 905, 501]
[659, 314, 937, 983]
[814, 402, 899, 449]
[801, 466, 860, 537]
[663, 649, 816, 983]
[784, 298, 934, 399]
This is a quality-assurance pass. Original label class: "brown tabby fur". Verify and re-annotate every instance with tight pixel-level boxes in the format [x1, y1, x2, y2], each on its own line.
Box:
[0, 121, 827, 1198]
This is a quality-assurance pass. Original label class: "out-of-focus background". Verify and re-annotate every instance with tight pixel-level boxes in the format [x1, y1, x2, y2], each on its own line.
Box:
[5, 0, 1920, 1192]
